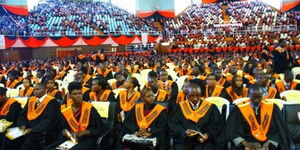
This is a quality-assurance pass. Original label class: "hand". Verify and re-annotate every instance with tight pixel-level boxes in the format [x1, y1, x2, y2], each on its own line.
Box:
[242, 140, 261, 150]
[185, 129, 197, 138]
[262, 142, 270, 150]
[117, 114, 122, 123]
[197, 133, 208, 143]
[24, 128, 32, 135]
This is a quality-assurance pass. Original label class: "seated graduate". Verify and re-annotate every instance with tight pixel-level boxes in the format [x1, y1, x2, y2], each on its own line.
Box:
[203, 73, 228, 99]
[226, 84, 292, 150]
[116, 77, 141, 123]
[44, 77, 63, 103]
[97, 63, 113, 81]
[120, 87, 168, 150]
[226, 75, 248, 103]
[6, 71, 22, 89]
[0, 87, 22, 139]
[275, 70, 300, 94]
[1, 83, 60, 150]
[45, 82, 103, 150]
[176, 79, 190, 103]
[158, 69, 178, 101]
[111, 72, 127, 90]
[89, 77, 115, 102]
[256, 72, 279, 99]
[19, 77, 34, 97]
[145, 71, 169, 102]
[169, 83, 224, 150]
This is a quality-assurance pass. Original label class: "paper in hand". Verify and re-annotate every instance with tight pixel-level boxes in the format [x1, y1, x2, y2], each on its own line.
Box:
[57, 140, 77, 150]
[5, 127, 25, 140]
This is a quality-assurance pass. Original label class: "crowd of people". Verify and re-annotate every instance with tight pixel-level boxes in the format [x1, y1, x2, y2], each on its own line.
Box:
[0, 0, 158, 36]
[0, 39, 298, 149]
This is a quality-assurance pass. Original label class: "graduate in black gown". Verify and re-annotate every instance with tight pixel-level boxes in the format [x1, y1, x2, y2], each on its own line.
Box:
[169, 82, 224, 150]
[1, 83, 60, 150]
[225, 84, 292, 150]
[45, 82, 103, 150]
[0, 87, 22, 144]
[120, 87, 169, 150]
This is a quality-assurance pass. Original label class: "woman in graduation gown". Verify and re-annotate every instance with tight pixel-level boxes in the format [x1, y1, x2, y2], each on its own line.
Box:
[116, 77, 141, 123]
[45, 82, 103, 150]
[225, 85, 292, 150]
[44, 78, 63, 102]
[89, 77, 115, 101]
[120, 87, 168, 150]
[169, 82, 224, 150]
[19, 78, 34, 97]
[225, 75, 248, 103]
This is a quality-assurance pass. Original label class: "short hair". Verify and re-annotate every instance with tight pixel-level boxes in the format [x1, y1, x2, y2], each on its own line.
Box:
[68, 82, 82, 93]
[93, 77, 110, 90]
[248, 84, 262, 95]
[34, 83, 46, 89]
[0, 87, 7, 96]
[148, 71, 158, 78]
[187, 82, 201, 95]
[141, 87, 153, 99]
[80, 67, 88, 74]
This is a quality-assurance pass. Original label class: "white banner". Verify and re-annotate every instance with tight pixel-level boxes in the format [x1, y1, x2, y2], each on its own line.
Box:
[0, 35, 5, 49]
[141, 32, 148, 45]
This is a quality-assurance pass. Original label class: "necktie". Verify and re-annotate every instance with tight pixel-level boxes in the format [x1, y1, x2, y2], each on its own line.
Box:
[285, 83, 290, 90]
[36, 99, 41, 107]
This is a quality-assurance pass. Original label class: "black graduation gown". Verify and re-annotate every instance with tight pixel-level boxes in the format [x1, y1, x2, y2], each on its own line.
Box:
[120, 104, 169, 150]
[168, 102, 224, 150]
[45, 106, 103, 150]
[0, 98, 61, 150]
[225, 105, 292, 150]
[272, 49, 289, 73]
[0, 101, 22, 144]
[202, 86, 230, 100]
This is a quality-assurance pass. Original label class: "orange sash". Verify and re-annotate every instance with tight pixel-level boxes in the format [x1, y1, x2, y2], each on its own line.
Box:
[157, 90, 168, 102]
[0, 98, 17, 116]
[275, 80, 297, 93]
[83, 75, 92, 86]
[78, 54, 86, 60]
[54, 71, 66, 80]
[19, 87, 34, 97]
[61, 101, 92, 133]
[111, 82, 124, 90]
[27, 96, 53, 121]
[135, 103, 165, 129]
[97, 69, 110, 77]
[238, 102, 274, 142]
[89, 90, 111, 101]
[179, 100, 212, 123]
[158, 80, 173, 91]
[176, 90, 186, 103]
[217, 77, 226, 87]
[205, 85, 223, 98]
[119, 90, 140, 112]
[263, 87, 277, 99]
[226, 86, 248, 102]
[6, 80, 19, 89]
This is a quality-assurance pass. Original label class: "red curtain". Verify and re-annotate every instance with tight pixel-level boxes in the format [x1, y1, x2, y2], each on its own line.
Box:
[157, 10, 175, 18]
[5, 37, 17, 49]
[2, 5, 29, 15]
[50, 36, 80, 47]
[281, 1, 300, 12]
[111, 35, 136, 45]
[136, 11, 156, 18]
[202, 0, 217, 4]
[82, 36, 108, 46]
[21, 37, 48, 48]
[148, 35, 158, 43]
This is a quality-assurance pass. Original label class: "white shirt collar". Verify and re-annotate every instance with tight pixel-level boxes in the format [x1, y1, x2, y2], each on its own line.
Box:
[37, 94, 47, 104]
[189, 100, 201, 110]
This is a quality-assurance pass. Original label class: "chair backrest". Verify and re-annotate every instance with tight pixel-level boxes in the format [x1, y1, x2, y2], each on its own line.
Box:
[140, 69, 152, 80]
[108, 79, 117, 87]
[264, 99, 290, 110]
[6, 88, 19, 98]
[14, 97, 29, 108]
[280, 90, 300, 104]
[205, 97, 230, 120]
[90, 101, 117, 131]
[283, 104, 300, 144]
[176, 75, 189, 91]
[0, 83, 4, 88]
[233, 97, 249, 105]
[292, 67, 300, 78]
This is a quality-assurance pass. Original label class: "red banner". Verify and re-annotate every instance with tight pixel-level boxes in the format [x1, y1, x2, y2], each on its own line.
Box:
[111, 35, 136, 45]
[2, 5, 29, 16]
[82, 36, 108, 46]
[50, 36, 80, 47]
[4, 37, 17, 49]
[21, 37, 48, 48]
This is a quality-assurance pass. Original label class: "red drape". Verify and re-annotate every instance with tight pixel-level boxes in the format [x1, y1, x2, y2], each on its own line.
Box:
[136, 11, 156, 18]
[51, 36, 80, 47]
[202, 0, 217, 4]
[82, 36, 108, 46]
[111, 35, 136, 45]
[2, 5, 29, 15]
[281, 1, 300, 12]
[157, 10, 175, 18]
[21, 37, 48, 48]
[148, 35, 158, 43]
[4, 37, 17, 49]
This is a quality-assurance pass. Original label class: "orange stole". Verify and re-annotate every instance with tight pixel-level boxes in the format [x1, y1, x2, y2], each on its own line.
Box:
[89, 90, 111, 101]
[119, 90, 140, 112]
[217, 77, 227, 87]
[135, 103, 165, 129]
[82, 74, 92, 86]
[97, 69, 110, 77]
[0, 98, 17, 116]
[263, 87, 277, 99]
[6, 80, 19, 89]
[226, 86, 248, 102]
[238, 102, 274, 142]
[275, 80, 297, 93]
[27, 96, 54, 120]
[157, 90, 168, 102]
[158, 80, 173, 90]
[205, 85, 223, 98]
[19, 87, 34, 97]
[61, 101, 92, 133]
[179, 100, 212, 123]
[176, 90, 186, 103]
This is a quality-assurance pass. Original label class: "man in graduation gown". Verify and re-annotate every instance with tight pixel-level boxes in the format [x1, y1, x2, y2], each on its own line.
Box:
[1, 83, 60, 150]
[45, 82, 103, 150]
[225, 84, 292, 150]
[202, 73, 229, 99]
[169, 83, 224, 150]
[0, 87, 22, 144]
[275, 70, 300, 94]
[97, 63, 113, 80]
[272, 39, 290, 73]
[256, 72, 279, 99]
[146, 71, 169, 102]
